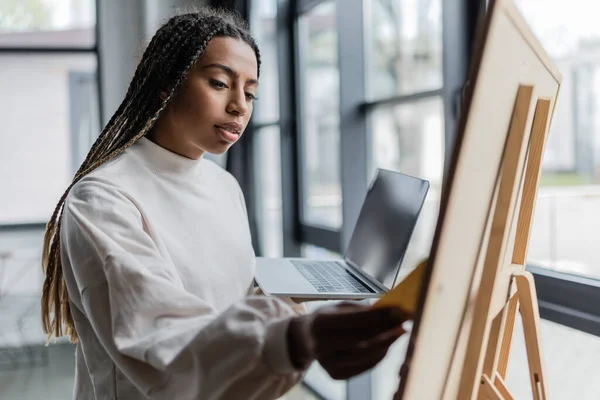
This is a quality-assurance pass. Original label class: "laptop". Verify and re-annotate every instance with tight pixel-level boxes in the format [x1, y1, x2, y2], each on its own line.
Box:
[254, 168, 430, 299]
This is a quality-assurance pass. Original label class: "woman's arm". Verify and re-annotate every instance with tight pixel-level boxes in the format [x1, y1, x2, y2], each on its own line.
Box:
[61, 179, 305, 400]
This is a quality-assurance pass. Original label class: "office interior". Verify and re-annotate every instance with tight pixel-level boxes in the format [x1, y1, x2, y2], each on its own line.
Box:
[1, 0, 599, 399]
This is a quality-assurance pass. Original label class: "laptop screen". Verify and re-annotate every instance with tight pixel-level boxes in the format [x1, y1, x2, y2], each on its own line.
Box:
[345, 169, 430, 289]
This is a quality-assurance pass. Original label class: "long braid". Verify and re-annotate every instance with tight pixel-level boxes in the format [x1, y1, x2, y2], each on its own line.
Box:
[41, 6, 261, 342]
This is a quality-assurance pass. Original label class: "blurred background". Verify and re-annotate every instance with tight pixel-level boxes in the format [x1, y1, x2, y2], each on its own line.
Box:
[1, 0, 599, 399]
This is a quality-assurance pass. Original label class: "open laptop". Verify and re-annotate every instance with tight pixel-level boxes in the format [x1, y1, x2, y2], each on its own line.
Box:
[254, 168, 430, 299]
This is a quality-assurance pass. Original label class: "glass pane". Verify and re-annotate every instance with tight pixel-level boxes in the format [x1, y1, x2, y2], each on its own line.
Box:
[250, 0, 279, 123]
[254, 126, 283, 257]
[369, 97, 444, 272]
[0, 0, 96, 48]
[368, 0, 443, 99]
[369, 98, 444, 399]
[298, 1, 342, 228]
[514, 0, 600, 280]
[0, 53, 99, 224]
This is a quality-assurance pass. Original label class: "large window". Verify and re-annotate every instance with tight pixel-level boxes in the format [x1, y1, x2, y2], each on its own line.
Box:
[0, 0, 99, 226]
[247, 0, 600, 399]
[365, 1, 444, 397]
[369, 98, 444, 273]
[368, 0, 443, 99]
[298, 1, 342, 229]
[253, 125, 284, 257]
[0, 0, 100, 392]
[0, 0, 96, 48]
[250, 0, 284, 257]
[250, 0, 279, 123]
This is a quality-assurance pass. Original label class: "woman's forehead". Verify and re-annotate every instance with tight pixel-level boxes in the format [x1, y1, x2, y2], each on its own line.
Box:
[199, 37, 258, 80]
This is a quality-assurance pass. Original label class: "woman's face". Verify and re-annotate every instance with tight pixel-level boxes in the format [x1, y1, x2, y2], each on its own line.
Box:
[152, 36, 258, 159]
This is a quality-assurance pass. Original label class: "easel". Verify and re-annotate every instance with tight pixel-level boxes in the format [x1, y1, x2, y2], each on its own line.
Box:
[376, 0, 562, 398]
[377, 85, 557, 400]
[479, 272, 546, 400]
[458, 85, 554, 400]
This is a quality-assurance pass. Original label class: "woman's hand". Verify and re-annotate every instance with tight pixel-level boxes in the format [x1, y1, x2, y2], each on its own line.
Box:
[287, 302, 409, 379]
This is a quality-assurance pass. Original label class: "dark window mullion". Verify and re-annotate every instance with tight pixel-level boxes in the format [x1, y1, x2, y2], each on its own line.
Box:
[277, 0, 302, 257]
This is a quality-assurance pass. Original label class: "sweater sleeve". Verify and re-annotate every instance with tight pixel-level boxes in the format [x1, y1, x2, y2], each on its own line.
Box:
[60, 179, 307, 400]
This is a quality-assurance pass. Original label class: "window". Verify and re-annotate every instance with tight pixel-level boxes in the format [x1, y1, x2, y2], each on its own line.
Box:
[250, 0, 284, 257]
[368, 0, 443, 99]
[245, 0, 600, 398]
[0, 0, 96, 48]
[369, 98, 444, 275]
[298, 1, 342, 228]
[0, 1, 99, 226]
[0, 53, 97, 224]
[250, 0, 279, 123]
[254, 126, 284, 257]
[515, 0, 600, 281]
[365, 0, 445, 397]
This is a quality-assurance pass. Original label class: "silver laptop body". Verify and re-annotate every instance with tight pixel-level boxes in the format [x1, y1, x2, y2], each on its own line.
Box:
[254, 168, 430, 300]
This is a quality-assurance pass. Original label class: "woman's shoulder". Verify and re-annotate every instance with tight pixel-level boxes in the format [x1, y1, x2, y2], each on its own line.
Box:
[66, 151, 143, 203]
[64, 175, 134, 216]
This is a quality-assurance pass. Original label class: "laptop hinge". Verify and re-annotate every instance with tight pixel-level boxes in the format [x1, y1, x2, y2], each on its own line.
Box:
[344, 258, 389, 293]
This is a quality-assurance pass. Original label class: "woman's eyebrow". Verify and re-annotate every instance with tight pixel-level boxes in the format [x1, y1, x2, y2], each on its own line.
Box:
[203, 63, 258, 85]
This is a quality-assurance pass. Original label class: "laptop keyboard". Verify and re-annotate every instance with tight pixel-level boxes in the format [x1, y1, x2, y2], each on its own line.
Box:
[291, 260, 374, 294]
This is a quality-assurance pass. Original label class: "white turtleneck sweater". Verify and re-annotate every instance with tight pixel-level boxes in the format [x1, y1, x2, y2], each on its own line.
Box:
[60, 137, 305, 400]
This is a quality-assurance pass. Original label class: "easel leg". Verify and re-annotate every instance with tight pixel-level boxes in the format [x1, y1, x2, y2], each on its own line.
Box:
[479, 375, 507, 400]
[514, 271, 548, 400]
[493, 375, 513, 400]
[497, 294, 520, 378]
[478, 374, 514, 400]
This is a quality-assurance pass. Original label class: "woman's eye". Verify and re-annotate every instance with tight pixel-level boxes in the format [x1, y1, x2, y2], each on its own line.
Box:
[210, 79, 227, 89]
[245, 92, 257, 101]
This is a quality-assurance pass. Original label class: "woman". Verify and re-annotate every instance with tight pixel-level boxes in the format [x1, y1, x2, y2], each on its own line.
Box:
[41, 6, 408, 399]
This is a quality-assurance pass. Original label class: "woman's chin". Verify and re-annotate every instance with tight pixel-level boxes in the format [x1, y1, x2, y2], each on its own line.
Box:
[207, 141, 233, 155]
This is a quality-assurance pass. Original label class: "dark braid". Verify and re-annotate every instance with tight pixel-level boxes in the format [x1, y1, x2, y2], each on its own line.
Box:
[41, 6, 261, 342]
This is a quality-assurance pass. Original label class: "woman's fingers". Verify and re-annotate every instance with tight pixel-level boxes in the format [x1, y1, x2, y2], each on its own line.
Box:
[315, 324, 405, 357]
[317, 326, 402, 362]
[312, 306, 408, 339]
[320, 344, 392, 380]
[300, 303, 411, 380]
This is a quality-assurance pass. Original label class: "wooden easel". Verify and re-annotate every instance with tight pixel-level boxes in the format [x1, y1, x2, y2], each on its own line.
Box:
[459, 85, 553, 400]
[377, 86, 556, 400]
[478, 272, 547, 400]
[379, 1, 562, 397]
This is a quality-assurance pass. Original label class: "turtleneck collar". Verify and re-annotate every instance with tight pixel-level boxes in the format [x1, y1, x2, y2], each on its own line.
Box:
[130, 136, 204, 177]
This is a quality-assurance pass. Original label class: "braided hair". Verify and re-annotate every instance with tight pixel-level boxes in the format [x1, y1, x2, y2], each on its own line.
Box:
[41, 6, 261, 342]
